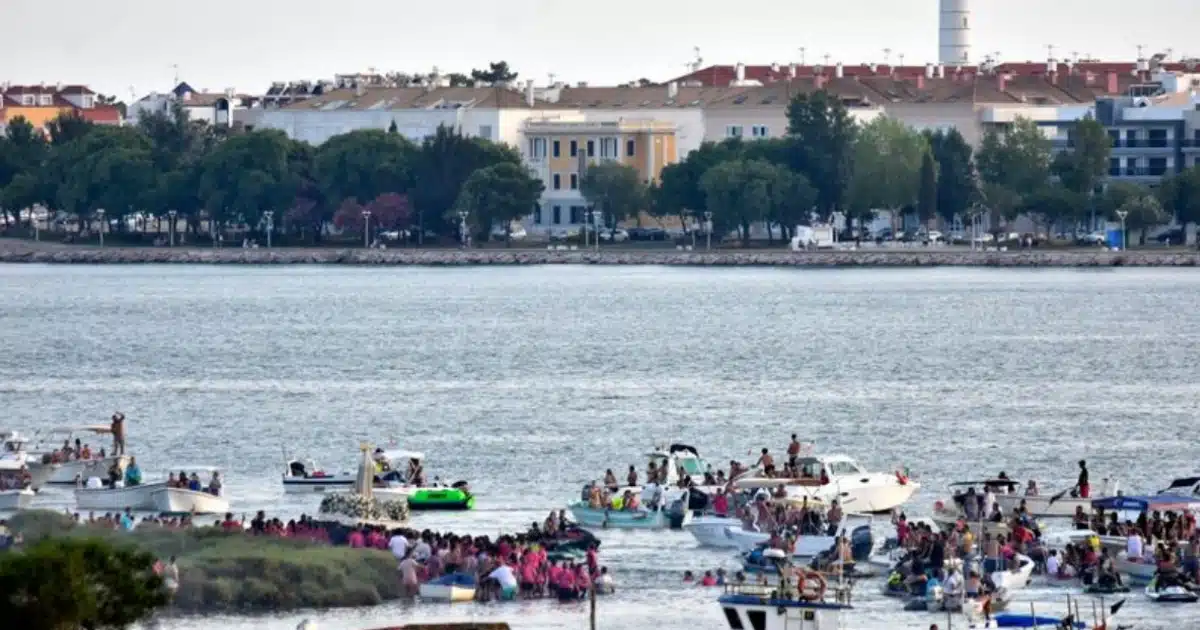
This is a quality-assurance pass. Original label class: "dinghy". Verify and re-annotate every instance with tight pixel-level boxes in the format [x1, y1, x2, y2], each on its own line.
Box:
[419, 573, 476, 602]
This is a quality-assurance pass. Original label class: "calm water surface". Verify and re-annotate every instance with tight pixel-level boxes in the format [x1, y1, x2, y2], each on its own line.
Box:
[2, 265, 1199, 629]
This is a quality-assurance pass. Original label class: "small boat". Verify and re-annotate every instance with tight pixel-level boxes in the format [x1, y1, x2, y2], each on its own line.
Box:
[0, 459, 35, 511]
[419, 573, 477, 602]
[16, 425, 131, 486]
[1092, 493, 1200, 517]
[994, 478, 1119, 518]
[739, 453, 919, 513]
[733, 522, 874, 562]
[567, 501, 672, 530]
[75, 481, 165, 511]
[1145, 582, 1198, 603]
[370, 450, 475, 509]
[150, 485, 229, 515]
[683, 514, 742, 548]
[991, 613, 1087, 628]
[282, 458, 355, 494]
[408, 485, 474, 511]
[1113, 552, 1157, 583]
[988, 554, 1035, 593]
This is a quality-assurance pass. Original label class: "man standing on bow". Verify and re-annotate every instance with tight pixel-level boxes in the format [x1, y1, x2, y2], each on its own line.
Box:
[110, 412, 126, 456]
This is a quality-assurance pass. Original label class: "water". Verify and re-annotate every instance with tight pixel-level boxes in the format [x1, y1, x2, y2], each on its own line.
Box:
[2, 264, 1199, 630]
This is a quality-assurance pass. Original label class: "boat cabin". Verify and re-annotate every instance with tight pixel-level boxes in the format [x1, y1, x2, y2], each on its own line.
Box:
[0, 459, 31, 490]
[718, 549, 852, 630]
[1159, 476, 1200, 498]
[646, 444, 711, 486]
[793, 455, 866, 479]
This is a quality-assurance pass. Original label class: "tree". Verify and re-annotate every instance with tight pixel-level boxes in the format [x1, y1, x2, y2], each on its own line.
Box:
[651, 139, 744, 229]
[387, 120, 398, 134]
[768, 169, 818, 242]
[1158, 166, 1200, 233]
[53, 126, 156, 231]
[364, 192, 413, 231]
[0, 117, 48, 226]
[1019, 184, 1086, 231]
[847, 117, 925, 232]
[446, 73, 473, 87]
[451, 162, 543, 243]
[917, 151, 938, 224]
[976, 118, 1052, 225]
[409, 125, 523, 240]
[700, 159, 789, 246]
[1052, 116, 1111, 196]
[46, 111, 94, 146]
[0, 536, 169, 630]
[579, 161, 647, 234]
[924, 128, 977, 227]
[470, 61, 518, 85]
[314, 129, 415, 207]
[1104, 182, 1167, 245]
[785, 91, 858, 219]
[197, 129, 296, 232]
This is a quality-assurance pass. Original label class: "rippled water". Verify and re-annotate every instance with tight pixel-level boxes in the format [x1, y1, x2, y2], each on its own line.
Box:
[3, 265, 1200, 630]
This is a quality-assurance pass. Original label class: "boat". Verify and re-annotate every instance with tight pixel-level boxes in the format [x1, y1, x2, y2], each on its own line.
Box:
[149, 467, 229, 514]
[1113, 552, 1156, 583]
[369, 450, 474, 510]
[732, 522, 874, 562]
[987, 554, 1035, 592]
[0, 459, 35, 511]
[419, 573, 477, 602]
[1091, 493, 1200, 517]
[281, 458, 355, 493]
[75, 481, 165, 511]
[1145, 578, 1199, 603]
[567, 501, 674, 530]
[738, 454, 919, 513]
[1157, 475, 1200, 497]
[407, 485, 475, 511]
[994, 478, 1119, 518]
[683, 514, 742, 548]
[991, 613, 1087, 629]
[717, 549, 854, 630]
[20, 425, 131, 486]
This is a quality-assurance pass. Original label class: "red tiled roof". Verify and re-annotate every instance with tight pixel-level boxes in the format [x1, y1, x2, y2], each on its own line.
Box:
[79, 106, 122, 124]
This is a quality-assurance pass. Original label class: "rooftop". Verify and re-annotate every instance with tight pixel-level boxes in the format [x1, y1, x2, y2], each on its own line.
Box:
[281, 86, 546, 111]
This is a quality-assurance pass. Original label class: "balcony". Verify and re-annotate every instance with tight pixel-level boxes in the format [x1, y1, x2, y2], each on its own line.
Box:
[1051, 139, 1174, 152]
[1108, 167, 1170, 179]
[1181, 138, 1200, 151]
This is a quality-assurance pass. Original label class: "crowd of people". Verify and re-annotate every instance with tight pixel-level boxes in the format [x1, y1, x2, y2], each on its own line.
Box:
[47, 438, 107, 464]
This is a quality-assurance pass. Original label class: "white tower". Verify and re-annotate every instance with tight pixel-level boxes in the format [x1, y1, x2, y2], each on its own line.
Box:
[938, 0, 971, 66]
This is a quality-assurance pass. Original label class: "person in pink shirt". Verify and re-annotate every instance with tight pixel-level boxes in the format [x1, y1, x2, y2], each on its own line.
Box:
[556, 562, 577, 599]
[713, 489, 729, 517]
[586, 546, 598, 575]
[700, 570, 717, 586]
[575, 564, 591, 594]
[347, 528, 365, 548]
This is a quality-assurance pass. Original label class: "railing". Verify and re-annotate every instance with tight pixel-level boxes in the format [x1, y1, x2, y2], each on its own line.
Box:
[1052, 139, 1173, 149]
[722, 578, 854, 606]
[1108, 167, 1169, 177]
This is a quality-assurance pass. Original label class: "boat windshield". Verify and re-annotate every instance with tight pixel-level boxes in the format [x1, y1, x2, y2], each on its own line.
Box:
[679, 458, 706, 476]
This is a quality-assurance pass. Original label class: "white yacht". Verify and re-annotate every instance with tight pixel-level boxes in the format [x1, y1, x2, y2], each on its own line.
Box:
[10, 426, 130, 487]
[737, 454, 918, 513]
[994, 478, 1119, 518]
[150, 466, 229, 514]
[0, 459, 35, 511]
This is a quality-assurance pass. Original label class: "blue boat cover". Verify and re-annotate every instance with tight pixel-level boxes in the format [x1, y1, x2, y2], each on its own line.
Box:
[993, 613, 1085, 628]
[428, 572, 477, 587]
[1090, 494, 1200, 512]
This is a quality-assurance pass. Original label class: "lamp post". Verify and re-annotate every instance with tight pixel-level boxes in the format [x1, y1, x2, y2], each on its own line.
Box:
[704, 211, 713, 251]
[167, 209, 177, 247]
[361, 209, 372, 248]
[1116, 209, 1128, 251]
[691, 212, 697, 249]
[458, 210, 468, 248]
[591, 210, 599, 252]
[96, 209, 105, 247]
[263, 210, 274, 248]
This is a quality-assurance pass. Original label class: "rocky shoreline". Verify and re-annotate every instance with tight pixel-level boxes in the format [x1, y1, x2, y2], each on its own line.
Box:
[1, 240, 1198, 266]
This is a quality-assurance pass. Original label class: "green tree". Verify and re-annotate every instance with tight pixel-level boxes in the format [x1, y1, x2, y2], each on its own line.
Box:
[1158, 166, 1200, 233]
[446, 73, 474, 87]
[1019, 184, 1086, 232]
[0, 536, 169, 630]
[197, 129, 297, 233]
[409, 125, 523, 240]
[650, 139, 744, 230]
[1104, 182, 1167, 245]
[46, 111, 94, 146]
[580, 161, 647, 236]
[314, 129, 415, 207]
[700, 158, 788, 246]
[768, 169, 818, 242]
[52, 127, 156, 232]
[0, 117, 48, 227]
[917, 150, 938, 224]
[923, 128, 977, 227]
[1052, 116, 1111, 196]
[451, 162, 544, 243]
[785, 91, 858, 219]
[847, 117, 925, 232]
[470, 61, 518, 85]
[976, 118, 1052, 225]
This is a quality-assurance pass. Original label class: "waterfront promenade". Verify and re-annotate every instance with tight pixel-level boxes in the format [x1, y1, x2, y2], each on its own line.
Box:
[2, 238, 1199, 267]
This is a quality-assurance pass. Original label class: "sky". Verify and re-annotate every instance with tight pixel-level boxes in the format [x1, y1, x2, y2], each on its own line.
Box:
[2, 0, 1198, 99]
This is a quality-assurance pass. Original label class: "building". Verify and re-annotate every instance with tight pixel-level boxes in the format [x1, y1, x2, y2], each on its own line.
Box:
[938, 0, 972, 66]
[702, 77, 883, 142]
[126, 82, 252, 128]
[522, 117, 677, 235]
[0, 84, 121, 133]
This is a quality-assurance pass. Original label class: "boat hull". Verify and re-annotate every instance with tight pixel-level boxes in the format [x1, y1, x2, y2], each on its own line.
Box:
[994, 493, 1105, 518]
[683, 516, 742, 548]
[281, 475, 355, 494]
[408, 488, 474, 511]
[1115, 554, 1157, 583]
[831, 480, 920, 513]
[418, 583, 475, 602]
[150, 488, 230, 515]
[74, 481, 164, 511]
[718, 594, 850, 630]
[567, 502, 667, 530]
[44, 456, 130, 485]
[0, 489, 34, 510]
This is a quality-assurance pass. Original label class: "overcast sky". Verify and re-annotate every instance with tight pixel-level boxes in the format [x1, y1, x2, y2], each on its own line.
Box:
[2, 0, 1197, 98]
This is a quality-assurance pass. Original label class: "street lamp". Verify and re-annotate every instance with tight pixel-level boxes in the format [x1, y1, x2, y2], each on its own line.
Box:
[457, 210, 468, 248]
[704, 211, 713, 251]
[263, 210, 274, 248]
[167, 209, 177, 247]
[96, 209, 105, 247]
[590, 210, 600, 252]
[361, 209, 372, 248]
[1116, 209, 1128, 251]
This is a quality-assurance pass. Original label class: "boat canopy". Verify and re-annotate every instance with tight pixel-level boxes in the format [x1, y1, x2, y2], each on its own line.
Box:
[948, 479, 1019, 488]
[1091, 494, 1200, 513]
[668, 443, 699, 457]
[48, 425, 113, 435]
[1162, 477, 1200, 490]
[380, 450, 424, 462]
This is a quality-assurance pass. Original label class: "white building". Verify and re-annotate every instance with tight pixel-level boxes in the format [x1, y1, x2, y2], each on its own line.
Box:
[127, 82, 250, 128]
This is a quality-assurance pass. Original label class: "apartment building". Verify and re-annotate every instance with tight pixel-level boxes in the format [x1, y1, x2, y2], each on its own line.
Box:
[0, 84, 121, 132]
[127, 82, 253, 128]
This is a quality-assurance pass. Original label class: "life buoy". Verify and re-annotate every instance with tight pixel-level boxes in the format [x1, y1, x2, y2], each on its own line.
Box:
[895, 470, 909, 485]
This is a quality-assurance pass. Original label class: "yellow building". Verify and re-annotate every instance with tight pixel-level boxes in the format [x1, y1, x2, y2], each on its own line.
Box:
[521, 118, 677, 234]
[1, 84, 122, 134]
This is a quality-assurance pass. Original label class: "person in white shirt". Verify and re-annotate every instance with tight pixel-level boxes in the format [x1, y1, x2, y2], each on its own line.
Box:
[1127, 530, 1144, 560]
[413, 538, 432, 562]
[943, 567, 963, 598]
[488, 562, 519, 600]
[1046, 550, 1061, 577]
[388, 533, 409, 561]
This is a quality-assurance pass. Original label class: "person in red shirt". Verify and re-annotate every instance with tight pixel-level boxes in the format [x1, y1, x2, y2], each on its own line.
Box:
[348, 528, 366, 548]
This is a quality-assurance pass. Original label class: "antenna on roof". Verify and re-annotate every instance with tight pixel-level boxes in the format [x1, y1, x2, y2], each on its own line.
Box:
[883, 48, 891, 66]
[1136, 44, 1145, 59]
[170, 63, 179, 86]
[799, 47, 806, 66]
[823, 53, 831, 66]
[1046, 44, 1055, 61]
[548, 72, 557, 86]
[898, 53, 905, 67]
[692, 46, 702, 71]
[1166, 48, 1174, 61]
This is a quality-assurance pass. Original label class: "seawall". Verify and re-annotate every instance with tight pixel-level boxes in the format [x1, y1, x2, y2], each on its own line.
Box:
[1, 240, 1198, 267]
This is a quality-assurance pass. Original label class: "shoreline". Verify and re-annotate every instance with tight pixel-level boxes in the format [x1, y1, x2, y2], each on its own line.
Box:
[1, 239, 1198, 267]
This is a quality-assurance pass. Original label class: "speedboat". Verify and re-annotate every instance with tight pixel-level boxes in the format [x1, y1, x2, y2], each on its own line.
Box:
[994, 478, 1119, 518]
[1113, 552, 1157, 583]
[17, 425, 131, 486]
[739, 454, 918, 513]
[419, 573, 477, 602]
[281, 458, 355, 493]
[683, 514, 742, 548]
[370, 450, 475, 510]
[75, 480, 165, 511]
[0, 459, 35, 510]
[567, 501, 675, 530]
[149, 467, 229, 514]
[731, 522, 874, 561]
[1157, 475, 1200, 498]
[718, 549, 853, 630]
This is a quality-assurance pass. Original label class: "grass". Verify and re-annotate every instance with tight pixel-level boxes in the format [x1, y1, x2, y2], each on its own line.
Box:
[6, 510, 401, 613]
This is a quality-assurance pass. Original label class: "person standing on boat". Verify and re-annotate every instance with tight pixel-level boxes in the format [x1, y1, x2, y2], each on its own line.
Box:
[110, 412, 126, 456]
[786, 434, 802, 470]
[755, 448, 775, 477]
[625, 465, 637, 487]
[1076, 460, 1090, 498]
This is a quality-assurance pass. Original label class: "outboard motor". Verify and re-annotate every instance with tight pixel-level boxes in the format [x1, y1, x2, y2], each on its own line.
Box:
[850, 524, 874, 562]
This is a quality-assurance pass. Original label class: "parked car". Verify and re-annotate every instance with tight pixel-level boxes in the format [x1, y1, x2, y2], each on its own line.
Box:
[627, 227, 669, 241]
[598, 228, 628, 242]
[490, 224, 527, 240]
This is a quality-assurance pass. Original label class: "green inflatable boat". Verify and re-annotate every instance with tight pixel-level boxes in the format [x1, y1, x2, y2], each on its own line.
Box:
[408, 487, 475, 511]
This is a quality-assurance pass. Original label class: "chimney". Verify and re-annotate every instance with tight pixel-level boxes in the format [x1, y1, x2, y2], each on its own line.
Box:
[925, 63, 935, 79]
[770, 62, 780, 74]
[667, 81, 678, 100]
[735, 62, 746, 82]
[997, 73, 1008, 92]
[936, 63, 946, 79]
[526, 79, 535, 107]
[788, 63, 797, 79]
[834, 62, 844, 79]
[917, 74, 925, 90]
[1106, 71, 1119, 94]
[814, 73, 827, 90]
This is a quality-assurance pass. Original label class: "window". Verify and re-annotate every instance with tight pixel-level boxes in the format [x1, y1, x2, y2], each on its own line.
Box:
[81, 95, 94, 108]
[529, 138, 547, 159]
[1125, 129, 1138, 148]
[1108, 130, 1120, 147]
[586, 139, 595, 157]
[751, 125, 769, 138]
[552, 205, 562, 224]
[722, 608, 745, 630]
[1148, 129, 1168, 148]
[599, 137, 618, 159]
[21, 95, 34, 105]
[570, 173, 578, 190]
[553, 140, 561, 157]
[569, 140, 578, 157]
[533, 205, 542, 225]
[39, 94, 52, 106]
[1109, 158, 1121, 177]
[569, 206, 585, 223]
[552, 173, 561, 190]
[1149, 157, 1168, 176]
[478, 125, 493, 139]
[626, 139, 635, 157]
[746, 610, 767, 630]
[726, 125, 743, 138]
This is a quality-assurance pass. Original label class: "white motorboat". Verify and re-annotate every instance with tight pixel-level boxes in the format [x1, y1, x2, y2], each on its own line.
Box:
[75, 481, 165, 511]
[1157, 475, 1200, 498]
[0, 489, 34, 511]
[282, 458, 355, 494]
[150, 487, 229, 514]
[1115, 552, 1157, 583]
[419, 573, 477, 602]
[683, 515, 742, 548]
[567, 501, 676, 530]
[0, 458, 35, 510]
[994, 478, 1119, 518]
[8, 426, 131, 486]
[718, 550, 854, 630]
[739, 454, 918, 513]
